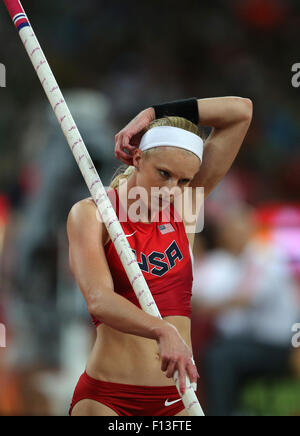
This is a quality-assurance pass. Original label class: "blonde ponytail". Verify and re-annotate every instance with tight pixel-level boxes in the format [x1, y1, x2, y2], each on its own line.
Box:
[110, 165, 136, 189]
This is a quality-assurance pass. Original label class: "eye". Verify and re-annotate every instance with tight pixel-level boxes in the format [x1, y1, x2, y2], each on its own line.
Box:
[179, 179, 190, 185]
[158, 169, 170, 178]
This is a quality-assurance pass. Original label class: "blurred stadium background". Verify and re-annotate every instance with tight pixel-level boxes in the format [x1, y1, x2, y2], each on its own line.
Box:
[0, 0, 300, 416]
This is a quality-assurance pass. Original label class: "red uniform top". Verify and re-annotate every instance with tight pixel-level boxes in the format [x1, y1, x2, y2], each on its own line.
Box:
[91, 188, 193, 327]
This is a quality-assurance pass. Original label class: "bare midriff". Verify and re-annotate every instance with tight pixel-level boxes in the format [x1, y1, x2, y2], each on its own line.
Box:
[86, 315, 192, 386]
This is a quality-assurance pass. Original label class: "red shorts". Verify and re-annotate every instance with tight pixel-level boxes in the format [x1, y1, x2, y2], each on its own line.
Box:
[69, 371, 185, 416]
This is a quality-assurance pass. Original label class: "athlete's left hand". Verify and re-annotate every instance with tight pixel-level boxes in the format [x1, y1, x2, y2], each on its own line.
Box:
[114, 107, 155, 165]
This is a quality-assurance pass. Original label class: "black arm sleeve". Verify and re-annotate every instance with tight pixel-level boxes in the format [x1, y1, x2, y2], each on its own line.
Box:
[152, 98, 199, 125]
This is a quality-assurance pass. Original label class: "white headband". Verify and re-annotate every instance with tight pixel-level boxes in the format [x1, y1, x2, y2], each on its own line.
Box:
[139, 126, 203, 161]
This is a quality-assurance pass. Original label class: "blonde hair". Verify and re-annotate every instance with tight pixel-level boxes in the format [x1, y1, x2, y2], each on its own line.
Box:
[110, 116, 203, 189]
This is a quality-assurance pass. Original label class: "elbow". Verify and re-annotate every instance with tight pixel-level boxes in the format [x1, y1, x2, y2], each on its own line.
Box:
[238, 97, 253, 122]
[243, 97, 253, 118]
[86, 292, 104, 319]
[86, 286, 112, 320]
[87, 301, 100, 319]
[229, 96, 253, 123]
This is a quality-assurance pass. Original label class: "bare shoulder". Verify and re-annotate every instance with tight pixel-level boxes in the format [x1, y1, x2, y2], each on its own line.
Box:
[67, 197, 109, 245]
[67, 197, 97, 229]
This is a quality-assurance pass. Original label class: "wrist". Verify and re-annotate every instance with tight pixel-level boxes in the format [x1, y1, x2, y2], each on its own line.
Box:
[152, 321, 178, 342]
[151, 98, 199, 125]
[142, 107, 155, 122]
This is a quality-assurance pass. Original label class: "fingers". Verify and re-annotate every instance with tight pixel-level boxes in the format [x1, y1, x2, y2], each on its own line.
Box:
[114, 108, 154, 163]
[161, 355, 169, 373]
[162, 356, 199, 395]
[177, 359, 199, 395]
[165, 359, 176, 379]
[115, 132, 136, 165]
[177, 359, 186, 395]
[115, 149, 133, 165]
[162, 356, 186, 394]
[186, 359, 200, 386]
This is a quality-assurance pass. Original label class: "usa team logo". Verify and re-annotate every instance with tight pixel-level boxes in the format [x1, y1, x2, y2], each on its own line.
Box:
[132, 240, 183, 277]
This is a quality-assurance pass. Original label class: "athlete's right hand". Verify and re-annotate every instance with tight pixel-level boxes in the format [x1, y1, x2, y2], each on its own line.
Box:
[114, 108, 155, 165]
[155, 323, 199, 395]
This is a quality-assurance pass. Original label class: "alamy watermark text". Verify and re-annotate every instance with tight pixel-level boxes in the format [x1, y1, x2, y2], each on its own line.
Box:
[0, 323, 6, 348]
[292, 323, 300, 348]
[95, 181, 204, 233]
[291, 63, 300, 88]
[0, 63, 6, 88]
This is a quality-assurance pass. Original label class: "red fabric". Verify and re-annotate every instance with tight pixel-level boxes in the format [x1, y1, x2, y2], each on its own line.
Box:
[69, 371, 185, 416]
[91, 188, 193, 327]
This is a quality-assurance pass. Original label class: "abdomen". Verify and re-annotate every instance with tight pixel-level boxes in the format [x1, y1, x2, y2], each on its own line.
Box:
[86, 316, 191, 386]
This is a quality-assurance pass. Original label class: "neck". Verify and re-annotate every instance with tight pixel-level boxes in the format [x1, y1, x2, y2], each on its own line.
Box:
[116, 173, 153, 223]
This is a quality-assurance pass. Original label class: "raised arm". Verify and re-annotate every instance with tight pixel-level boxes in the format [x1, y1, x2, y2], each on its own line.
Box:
[191, 97, 253, 198]
[115, 96, 253, 199]
[67, 199, 199, 393]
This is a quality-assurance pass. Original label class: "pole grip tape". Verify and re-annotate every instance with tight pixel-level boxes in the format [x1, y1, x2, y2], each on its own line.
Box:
[3, 0, 24, 18]
[3, 0, 29, 30]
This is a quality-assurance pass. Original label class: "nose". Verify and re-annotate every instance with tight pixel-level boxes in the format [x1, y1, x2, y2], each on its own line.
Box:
[165, 178, 180, 189]
[162, 181, 183, 198]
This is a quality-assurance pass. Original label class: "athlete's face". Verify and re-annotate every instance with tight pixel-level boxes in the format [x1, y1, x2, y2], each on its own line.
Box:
[132, 146, 201, 209]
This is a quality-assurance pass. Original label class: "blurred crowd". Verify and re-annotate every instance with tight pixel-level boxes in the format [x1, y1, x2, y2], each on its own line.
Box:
[0, 0, 300, 415]
[191, 200, 300, 415]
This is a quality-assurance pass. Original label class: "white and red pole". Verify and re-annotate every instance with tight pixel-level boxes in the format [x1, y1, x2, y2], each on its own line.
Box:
[3, 0, 204, 416]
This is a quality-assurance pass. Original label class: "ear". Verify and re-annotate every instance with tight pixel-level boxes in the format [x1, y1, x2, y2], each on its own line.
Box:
[132, 149, 143, 170]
